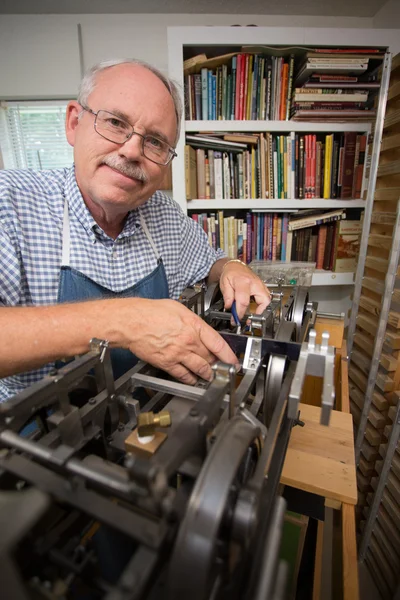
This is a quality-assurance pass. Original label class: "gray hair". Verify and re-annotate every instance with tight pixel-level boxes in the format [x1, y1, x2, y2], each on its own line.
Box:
[77, 58, 183, 146]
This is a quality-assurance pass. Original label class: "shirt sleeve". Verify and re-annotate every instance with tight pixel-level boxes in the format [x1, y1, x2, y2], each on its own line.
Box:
[169, 211, 225, 299]
[0, 221, 22, 306]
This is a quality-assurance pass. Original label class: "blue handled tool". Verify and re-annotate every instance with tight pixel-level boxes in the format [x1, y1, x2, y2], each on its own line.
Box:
[231, 300, 241, 334]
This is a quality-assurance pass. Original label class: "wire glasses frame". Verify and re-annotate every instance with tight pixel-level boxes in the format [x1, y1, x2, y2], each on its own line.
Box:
[80, 105, 177, 166]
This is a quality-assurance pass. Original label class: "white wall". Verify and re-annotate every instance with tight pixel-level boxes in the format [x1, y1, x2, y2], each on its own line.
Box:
[0, 13, 382, 99]
[374, 0, 400, 28]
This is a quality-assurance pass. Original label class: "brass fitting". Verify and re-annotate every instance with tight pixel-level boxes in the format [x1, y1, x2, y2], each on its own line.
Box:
[137, 411, 172, 437]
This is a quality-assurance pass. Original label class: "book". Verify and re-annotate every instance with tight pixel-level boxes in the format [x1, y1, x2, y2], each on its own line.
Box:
[288, 209, 345, 231]
[303, 82, 380, 89]
[340, 132, 357, 199]
[333, 220, 362, 272]
[293, 92, 368, 102]
[185, 145, 197, 200]
[186, 135, 247, 151]
[295, 62, 369, 86]
[291, 109, 376, 120]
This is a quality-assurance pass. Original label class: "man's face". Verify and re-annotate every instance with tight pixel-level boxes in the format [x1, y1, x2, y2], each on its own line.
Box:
[65, 63, 177, 216]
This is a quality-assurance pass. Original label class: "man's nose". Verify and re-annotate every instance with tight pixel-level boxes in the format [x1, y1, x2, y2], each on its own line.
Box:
[118, 132, 143, 161]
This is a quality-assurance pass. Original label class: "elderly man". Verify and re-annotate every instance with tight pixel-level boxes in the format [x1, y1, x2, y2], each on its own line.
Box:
[0, 58, 270, 402]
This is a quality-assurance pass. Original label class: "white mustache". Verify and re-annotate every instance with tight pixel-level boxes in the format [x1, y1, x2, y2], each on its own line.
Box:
[103, 156, 148, 183]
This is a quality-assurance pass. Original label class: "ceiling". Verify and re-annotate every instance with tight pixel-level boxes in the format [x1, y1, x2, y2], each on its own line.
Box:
[0, 0, 390, 17]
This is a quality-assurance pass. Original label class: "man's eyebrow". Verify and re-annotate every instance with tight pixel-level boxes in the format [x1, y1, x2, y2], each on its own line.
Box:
[108, 108, 172, 147]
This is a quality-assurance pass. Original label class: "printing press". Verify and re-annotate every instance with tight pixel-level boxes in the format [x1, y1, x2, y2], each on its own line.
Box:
[0, 284, 336, 600]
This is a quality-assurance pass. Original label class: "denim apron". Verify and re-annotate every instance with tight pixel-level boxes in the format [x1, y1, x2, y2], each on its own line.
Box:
[57, 199, 169, 379]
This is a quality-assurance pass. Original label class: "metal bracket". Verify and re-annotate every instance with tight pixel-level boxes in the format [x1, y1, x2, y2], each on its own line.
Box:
[288, 330, 335, 425]
[243, 338, 263, 373]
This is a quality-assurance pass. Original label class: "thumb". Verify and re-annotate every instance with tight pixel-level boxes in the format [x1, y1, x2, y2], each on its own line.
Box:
[221, 279, 235, 310]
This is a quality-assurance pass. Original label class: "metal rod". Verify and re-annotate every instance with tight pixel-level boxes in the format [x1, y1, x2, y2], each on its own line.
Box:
[253, 496, 287, 600]
[355, 199, 400, 462]
[359, 399, 400, 560]
[131, 373, 230, 407]
[347, 51, 392, 355]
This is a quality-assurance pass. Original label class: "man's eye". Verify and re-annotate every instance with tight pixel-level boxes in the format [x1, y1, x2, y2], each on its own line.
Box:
[147, 136, 163, 149]
[107, 117, 125, 128]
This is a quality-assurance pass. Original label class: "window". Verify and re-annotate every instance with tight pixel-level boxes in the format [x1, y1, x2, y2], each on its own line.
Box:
[0, 101, 74, 170]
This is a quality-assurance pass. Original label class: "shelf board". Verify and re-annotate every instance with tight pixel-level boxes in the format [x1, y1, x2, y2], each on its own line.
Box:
[187, 199, 366, 210]
[312, 271, 355, 286]
[185, 120, 372, 133]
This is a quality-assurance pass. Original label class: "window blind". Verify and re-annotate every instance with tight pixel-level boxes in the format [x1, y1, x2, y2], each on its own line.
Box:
[0, 101, 73, 170]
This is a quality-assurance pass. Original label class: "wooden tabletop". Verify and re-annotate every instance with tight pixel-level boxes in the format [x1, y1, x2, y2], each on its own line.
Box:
[281, 402, 357, 505]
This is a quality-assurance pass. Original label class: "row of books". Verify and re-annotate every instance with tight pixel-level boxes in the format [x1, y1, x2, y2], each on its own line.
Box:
[191, 208, 361, 271]
[183, 47, 382, 122]
[184, 54, 295, 121]
[185, 131, 368, 200]
[292, 51, 381, 121]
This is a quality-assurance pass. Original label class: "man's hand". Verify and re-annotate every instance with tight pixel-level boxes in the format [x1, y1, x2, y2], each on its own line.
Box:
[119, 298, 239, 385]
[0, 298, 239, 385]
[218, 260, 271, 319]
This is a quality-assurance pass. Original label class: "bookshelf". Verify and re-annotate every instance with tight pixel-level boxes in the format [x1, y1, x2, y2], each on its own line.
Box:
[167, 27, 398, 298]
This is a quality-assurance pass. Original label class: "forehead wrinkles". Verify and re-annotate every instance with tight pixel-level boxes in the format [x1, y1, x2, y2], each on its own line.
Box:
[91, 68, 177, 140]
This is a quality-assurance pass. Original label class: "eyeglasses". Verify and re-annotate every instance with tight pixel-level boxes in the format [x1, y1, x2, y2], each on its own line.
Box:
[80, 105, 177, 166]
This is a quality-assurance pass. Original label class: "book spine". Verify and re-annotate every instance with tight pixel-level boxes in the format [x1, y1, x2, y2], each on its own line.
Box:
[340, 132, 357, 199]
[201, 68, 208, 120]
[299, 135, 305, 200]
[285, 55, 295, 121]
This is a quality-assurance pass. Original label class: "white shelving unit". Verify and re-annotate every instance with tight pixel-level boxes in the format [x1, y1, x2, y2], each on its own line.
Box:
[167, 27, 398, 300]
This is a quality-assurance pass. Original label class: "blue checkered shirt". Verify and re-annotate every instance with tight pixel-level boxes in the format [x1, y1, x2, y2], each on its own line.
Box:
[0, 166, 224, 402]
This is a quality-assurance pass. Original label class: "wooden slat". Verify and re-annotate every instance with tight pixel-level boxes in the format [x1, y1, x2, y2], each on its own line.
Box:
[365, 551, 394, 600]
[369, 535, 398, 591]
[365, 422, 382, 447]
[342, 503, 359, 600]
[388, 404, 397, 421]
[359, 295, 381, 318]
[381, 130, 400, 150]
[391, 53, 400, 74]
[312, 520, 324, 600]
[384, 109, 400, 129]
[377, 504, 400, 551]
[282, 403, 357, 505]
[356, 312, 378, 336]
[358, 454, 375, 477]
[361, 438, 380, 462]
[374, 187, 400, 201]
[357, 469, 372, 492]
[378, 160, 400, 178]
[388, 309, 400, 328]
[387, 471, 400, 505]
[368, 233, 394, 250]
[371, 522, 399, 574]
[385, 328, 400, 350]
[370, 213, 397, 226]
[382, 488, 400, 530]
[351, 348, 371, 376]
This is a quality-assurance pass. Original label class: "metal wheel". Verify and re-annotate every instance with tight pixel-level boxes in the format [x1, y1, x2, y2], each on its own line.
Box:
[290, 287, 309, 342]
[262, 321, 296, 428]
[167, 416, 261, 600]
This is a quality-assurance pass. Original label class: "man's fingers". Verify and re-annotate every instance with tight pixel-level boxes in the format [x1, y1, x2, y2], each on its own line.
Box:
[168, 363, 198, 385]
[253, 286, 272, 314]
[199, 321, 239, 368]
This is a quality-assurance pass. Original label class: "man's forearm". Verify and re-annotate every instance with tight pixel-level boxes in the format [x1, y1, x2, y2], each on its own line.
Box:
[0, 299, 139, 378]
[207, 258, 230, 284]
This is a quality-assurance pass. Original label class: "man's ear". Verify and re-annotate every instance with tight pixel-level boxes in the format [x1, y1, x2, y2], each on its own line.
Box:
[65, 101, 82, 147]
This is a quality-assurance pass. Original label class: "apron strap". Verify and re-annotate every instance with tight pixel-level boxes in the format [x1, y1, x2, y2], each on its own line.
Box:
[62, 198, 71, 267]
[139, 212, 161, 261]
[62, 199, 161, 266]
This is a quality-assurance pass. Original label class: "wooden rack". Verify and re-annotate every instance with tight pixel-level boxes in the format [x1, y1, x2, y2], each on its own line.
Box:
[348, 53, 400, 599]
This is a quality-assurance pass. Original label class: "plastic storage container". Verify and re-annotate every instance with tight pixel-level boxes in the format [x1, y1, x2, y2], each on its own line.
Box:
[249, 261, 316, 287]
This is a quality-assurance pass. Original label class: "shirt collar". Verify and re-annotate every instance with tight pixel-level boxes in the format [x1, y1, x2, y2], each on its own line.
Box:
[63, 166, 140, 241]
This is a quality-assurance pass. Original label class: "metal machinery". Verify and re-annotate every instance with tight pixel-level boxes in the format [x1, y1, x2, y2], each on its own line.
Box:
[0, 285, 336, 600]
